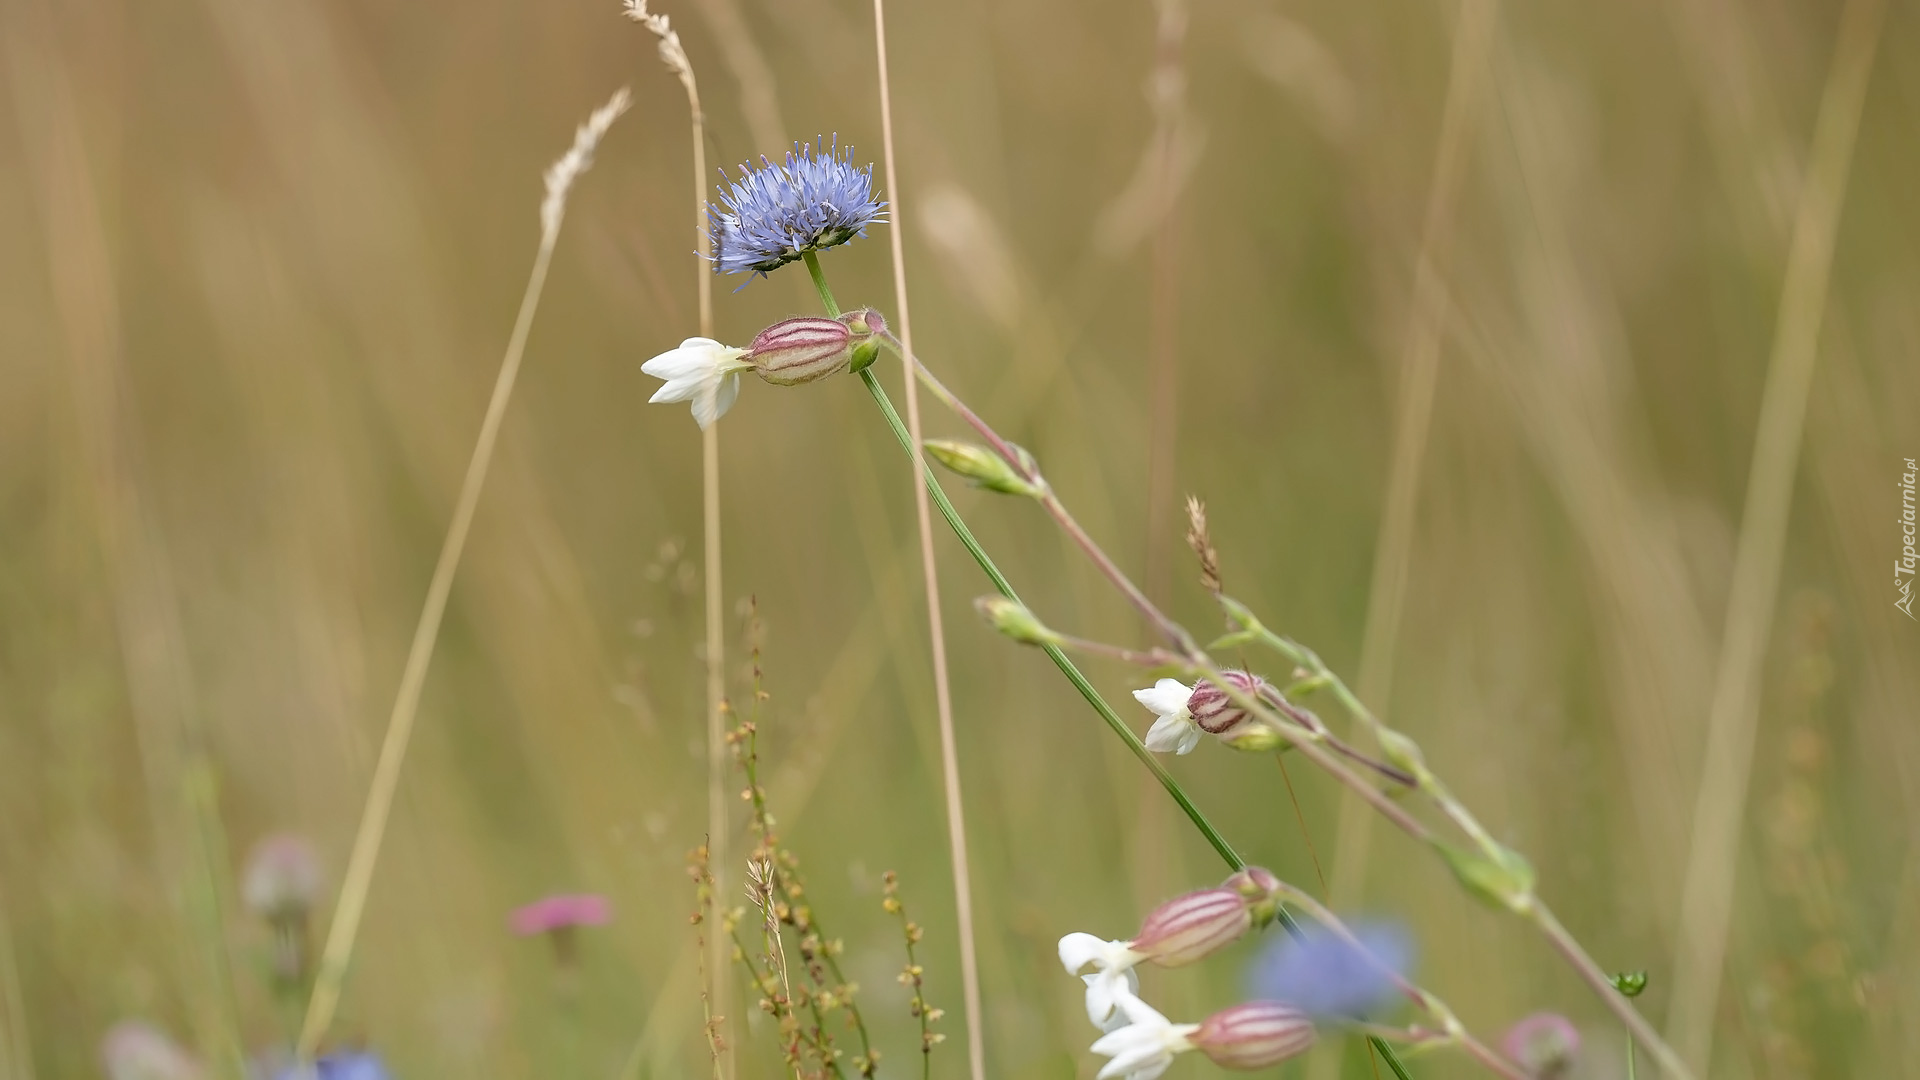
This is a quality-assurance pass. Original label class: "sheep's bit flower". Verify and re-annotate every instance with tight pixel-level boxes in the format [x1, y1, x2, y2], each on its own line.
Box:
[706, 136, 886, 278]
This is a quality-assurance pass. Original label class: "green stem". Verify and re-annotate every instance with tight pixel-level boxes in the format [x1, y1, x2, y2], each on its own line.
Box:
[806, 254, 1421, 1075]
[804, 252, 1248, 866]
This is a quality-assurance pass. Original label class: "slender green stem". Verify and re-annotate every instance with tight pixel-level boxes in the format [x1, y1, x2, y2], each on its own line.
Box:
[808, 256, 1423, 1074]
[856, 368, 1245, 871]
[869, 315, 1680, 1074]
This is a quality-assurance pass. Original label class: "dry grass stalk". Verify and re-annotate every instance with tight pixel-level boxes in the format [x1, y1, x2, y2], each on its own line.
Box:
[622, 6, 734, 1074]
[294, 86, 631, 1063]
[1668, 0, 1888, 1068]
[868, 3, 986, 1078]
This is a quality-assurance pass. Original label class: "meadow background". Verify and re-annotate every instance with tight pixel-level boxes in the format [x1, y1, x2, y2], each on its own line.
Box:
[3, 0, 1917, 1076]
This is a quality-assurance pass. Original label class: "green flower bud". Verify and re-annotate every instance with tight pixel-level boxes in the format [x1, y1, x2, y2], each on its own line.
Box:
[1440, 842, 1537, 913]
[1219, 724, 1284, 753]
[923, 440, 1041, 498]
[1610, 971, 1648, 997]
[1376, 727, 1428, 778]
[973, 596, 1058, 647]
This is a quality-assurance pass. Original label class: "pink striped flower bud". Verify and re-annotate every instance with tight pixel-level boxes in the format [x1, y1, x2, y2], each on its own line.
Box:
[1186, 670, 1268, 736]
[744, 316, 855, 385]
[1191, 1001, 1317, 1069]
[1129, 886, 1252, 967]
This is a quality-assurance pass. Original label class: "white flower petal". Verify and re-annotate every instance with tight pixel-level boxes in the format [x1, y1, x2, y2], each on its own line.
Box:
[642, 339, 749, 429]
[1132, 679, 1193, 719]
[1099, 970, 1142, 1032]
[1059, 933, 1111, 975]
[1089, 995, 1197, 1080]
[1144, 713, 1198, 755]
[1083, 973, 1118, 1028]
[712, 370, 741, 419]
[1174, 724, 1203, 755]
[1113, 992, 1174, 1029]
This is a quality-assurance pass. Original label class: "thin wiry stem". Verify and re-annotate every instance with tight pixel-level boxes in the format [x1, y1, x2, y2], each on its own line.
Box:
[1667, 0, 1885, 1071]
[295, 89, 630, 1063]
[862, 7, 989, 1075]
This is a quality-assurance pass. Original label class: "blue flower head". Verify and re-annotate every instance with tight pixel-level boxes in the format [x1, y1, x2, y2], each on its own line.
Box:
[1247, 919, 1413, 1023]
[267, 1051, 393, 1080]
[706, 136, 886, 278]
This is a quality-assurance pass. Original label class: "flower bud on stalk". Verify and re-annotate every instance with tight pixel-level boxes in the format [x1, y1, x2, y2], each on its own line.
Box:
[925, 440, 1041, 497]
[975, 596, 1059, 646]
[841, 307, 887, 372]
[1129, 887, 1252, 966]
[1191, 1002, 1317, 1069]
[743, 316, 856, 385]
[1060, 868, 1285, 1027]
[1186, 670, 1268, 736]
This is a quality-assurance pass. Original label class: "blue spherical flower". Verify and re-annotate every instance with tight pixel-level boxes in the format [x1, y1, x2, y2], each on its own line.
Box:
[266, 1051, 392, 1080]
[705, 136, 886, 278]
[1247, 920, 1413, 1023]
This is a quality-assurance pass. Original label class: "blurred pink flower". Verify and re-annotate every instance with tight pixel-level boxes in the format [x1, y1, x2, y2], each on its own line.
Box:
[242, 833, 323, 923]
[1502, 1012, 1580, 1079]
[511, 893, 612, 936]
[101, 1021, 203, 1080]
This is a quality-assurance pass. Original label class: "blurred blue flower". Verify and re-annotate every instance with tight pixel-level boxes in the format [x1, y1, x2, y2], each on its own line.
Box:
[1246, 920, 1413, 1022]
[706, 137, 886, 278]
[264, 1051, 392, 1080]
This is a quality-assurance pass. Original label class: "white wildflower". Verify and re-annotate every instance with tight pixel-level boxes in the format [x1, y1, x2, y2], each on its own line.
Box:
[1133, 678, 1201, 754]
[1088, 992, 1199, 1080]
[642, 337, 752, 429]
[1060, 932, 1147, 1028]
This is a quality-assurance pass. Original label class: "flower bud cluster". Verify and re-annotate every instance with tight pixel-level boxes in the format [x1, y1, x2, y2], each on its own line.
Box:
[1060, 867, 1316, 1076]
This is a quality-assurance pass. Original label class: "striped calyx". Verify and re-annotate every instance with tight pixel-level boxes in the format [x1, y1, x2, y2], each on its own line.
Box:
[1191, 1002, 1317, 1069]
[745, 316, 856, 385]
[1186, 669, 1267, 736]
[1129, 887, 1253, 967]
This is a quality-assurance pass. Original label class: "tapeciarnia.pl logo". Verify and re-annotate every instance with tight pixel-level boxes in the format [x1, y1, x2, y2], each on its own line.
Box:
[1899, 457, 1917, 620]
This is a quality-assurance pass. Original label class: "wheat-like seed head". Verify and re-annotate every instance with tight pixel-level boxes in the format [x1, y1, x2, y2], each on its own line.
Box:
[541, 87, 632, 241]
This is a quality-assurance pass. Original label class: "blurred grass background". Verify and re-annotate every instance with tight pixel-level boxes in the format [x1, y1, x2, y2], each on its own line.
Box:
[3, 0, 1918, 1077]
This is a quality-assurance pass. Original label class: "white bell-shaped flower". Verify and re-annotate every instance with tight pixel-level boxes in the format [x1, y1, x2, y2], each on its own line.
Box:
[1059, 932, 1147, 1028]
[1088, 993, 1199, 1080]
[1133, 678, 1202, 755]
[641, 337, 752, 429]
